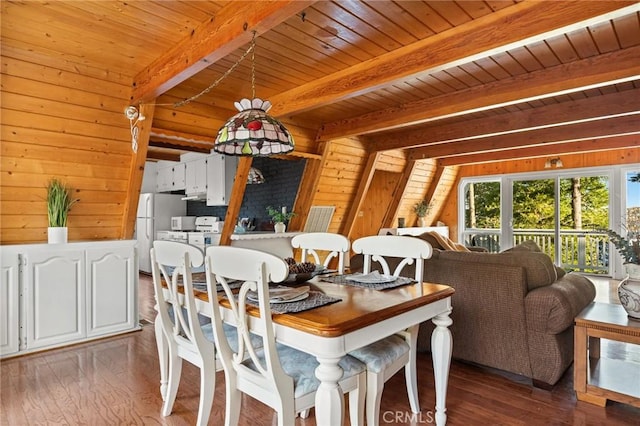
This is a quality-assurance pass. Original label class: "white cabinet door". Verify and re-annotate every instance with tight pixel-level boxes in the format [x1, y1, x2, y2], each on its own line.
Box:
[173, 162, 186, 191]
[24, 250, 86, 350]
[0, 250, 20, 356]
[185, 157, 208, 195]
[207, 154, 237, 206]
[86, 245, 137, 337]
[156, 161, 176, 192]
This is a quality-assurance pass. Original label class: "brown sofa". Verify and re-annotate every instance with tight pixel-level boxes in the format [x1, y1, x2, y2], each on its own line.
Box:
[350, 236, 596, 388]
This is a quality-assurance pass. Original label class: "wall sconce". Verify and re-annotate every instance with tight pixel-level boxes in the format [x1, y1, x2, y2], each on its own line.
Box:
[544, 157, 563, 169]
[124, 106, 145, 153]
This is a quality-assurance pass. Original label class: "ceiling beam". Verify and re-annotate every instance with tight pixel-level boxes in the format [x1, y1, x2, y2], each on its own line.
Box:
[320, 45, 640, 140]
[268, 1, 638, 117]
[409, 115, 640, 161]
[437, 134, 640, 166]
[370, 88, 640, 152]
[131, 1, 315, 103]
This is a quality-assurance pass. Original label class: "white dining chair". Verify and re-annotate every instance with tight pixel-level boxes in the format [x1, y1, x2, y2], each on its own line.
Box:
[204, 245, 366, 426]
[349, 235, 433, 426]
[150, 240, 215, 426]
[291, 232, 350, 273]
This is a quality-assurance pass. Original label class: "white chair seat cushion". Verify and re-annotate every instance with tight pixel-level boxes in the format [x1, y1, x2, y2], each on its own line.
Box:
[347, 334, 410, 373]
[244, 343, 366, 398]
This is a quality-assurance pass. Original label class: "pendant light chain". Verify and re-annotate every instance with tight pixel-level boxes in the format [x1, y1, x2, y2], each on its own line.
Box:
[150, 31, 257, 108]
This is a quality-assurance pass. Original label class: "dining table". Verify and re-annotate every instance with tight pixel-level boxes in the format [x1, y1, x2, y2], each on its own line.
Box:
[158, 276, 454, 426]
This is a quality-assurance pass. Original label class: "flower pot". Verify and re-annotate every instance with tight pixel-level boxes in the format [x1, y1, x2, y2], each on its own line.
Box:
[417, 217, 426, 227]
[625, 263, 640, 280]
[618, 277, 640, 319]
[274, 222, 286, 233]
[48, 227, 68, 244]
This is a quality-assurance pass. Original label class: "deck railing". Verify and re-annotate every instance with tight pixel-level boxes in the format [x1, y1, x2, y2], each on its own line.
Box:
[464, 229, 612, 274]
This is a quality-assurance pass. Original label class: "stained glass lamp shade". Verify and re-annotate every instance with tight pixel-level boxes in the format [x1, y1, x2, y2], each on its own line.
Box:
[214, 98, 294, 156]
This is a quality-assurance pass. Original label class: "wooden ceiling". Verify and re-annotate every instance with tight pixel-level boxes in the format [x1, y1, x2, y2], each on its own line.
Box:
[4, 1, 640, 163]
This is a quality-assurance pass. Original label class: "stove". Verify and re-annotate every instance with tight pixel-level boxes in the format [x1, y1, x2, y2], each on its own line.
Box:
[195, 216, 224, 233]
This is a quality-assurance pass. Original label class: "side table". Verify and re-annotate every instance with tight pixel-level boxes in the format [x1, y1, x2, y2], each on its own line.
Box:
[574, 302, 640, 408]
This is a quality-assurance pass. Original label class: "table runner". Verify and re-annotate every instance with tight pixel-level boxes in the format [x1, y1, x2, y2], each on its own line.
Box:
[320, 273, 414, 290]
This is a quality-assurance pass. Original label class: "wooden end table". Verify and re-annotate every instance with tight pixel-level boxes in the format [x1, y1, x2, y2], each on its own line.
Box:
[574, 302, 640, 408]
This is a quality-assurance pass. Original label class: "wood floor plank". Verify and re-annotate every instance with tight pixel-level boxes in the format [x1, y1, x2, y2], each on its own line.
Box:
[1, 276, 638, 425]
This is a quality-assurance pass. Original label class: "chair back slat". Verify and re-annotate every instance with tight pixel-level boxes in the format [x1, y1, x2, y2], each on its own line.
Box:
[352, 235, 433, 282]
[151, 241, 209, 360]
[204, 246, 291, 398]
[291, 232, 350, 273]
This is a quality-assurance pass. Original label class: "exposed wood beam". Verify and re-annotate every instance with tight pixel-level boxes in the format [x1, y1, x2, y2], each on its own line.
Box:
[149, 141, 211, 154]
[321, 45, 640, 140]
[146, 150, 181, 162]
[268, 1, 638, 117]
[131, 1, 315, 103]
[343, 152, 381, 240]
[437, 134, 640, 166]
[219, 157, 252, 246]
[381, 159, 418, 229]
[371, 88, 640, 152]
[122, 103, 155, 239]
[409, 115, 640, 160]
[288, 141, 331, 231]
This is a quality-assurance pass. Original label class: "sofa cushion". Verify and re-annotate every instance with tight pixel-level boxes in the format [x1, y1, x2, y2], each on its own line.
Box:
[503, 240, 567, 278]
[434, 250, 557, 290]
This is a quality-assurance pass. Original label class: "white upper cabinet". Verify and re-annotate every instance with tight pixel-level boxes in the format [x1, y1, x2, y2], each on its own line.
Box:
[185, 156, 208, 195]
[172, 162, 186, 191]
[156, 161, 186, 192]
[207, 154, 237, 206]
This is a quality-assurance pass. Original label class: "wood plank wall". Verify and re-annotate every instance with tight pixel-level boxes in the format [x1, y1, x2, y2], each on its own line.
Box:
[1, 47, 135, 244]
[2, 45, 637, 247]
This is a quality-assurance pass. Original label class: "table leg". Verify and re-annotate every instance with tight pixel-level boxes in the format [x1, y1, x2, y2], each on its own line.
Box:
[573, 324, 587, 395]
[431, 310, 452, 426]
[155, 314, 169, 400]
[315, 356, 345, 426]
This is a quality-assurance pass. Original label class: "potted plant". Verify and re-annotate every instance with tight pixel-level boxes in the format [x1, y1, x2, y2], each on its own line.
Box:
[413, 200, 430, 227]
[266, 206, 295, 233]
[47, 179, 78, 243]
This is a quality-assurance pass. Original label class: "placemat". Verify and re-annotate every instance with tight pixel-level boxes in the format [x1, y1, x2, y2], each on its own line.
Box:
[237, 291, 342, 314]
[320, 273, 415, 290]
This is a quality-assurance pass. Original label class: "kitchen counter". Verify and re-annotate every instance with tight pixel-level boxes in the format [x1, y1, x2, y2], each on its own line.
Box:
[230, 231, 303, 258]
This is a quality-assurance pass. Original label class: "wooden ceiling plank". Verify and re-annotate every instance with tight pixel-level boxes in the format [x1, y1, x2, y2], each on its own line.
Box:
[371, 87, 640, 151]
[409, 115, 640, 160]
[320, 45, 640, 140]
[131, 1, 316, 103]
[437, 134, 640, 166]
[267, 1, 638, 116]
[342, 152, 381, 239]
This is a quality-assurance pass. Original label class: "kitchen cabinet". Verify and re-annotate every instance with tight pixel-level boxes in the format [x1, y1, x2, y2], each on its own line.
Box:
[86, 245, 136, 337]
[0, 252, 20, 356]
[185, 156, 208, 196]
[0, 240, 139, 358]
[156, 161, 176, 192]
[24, 249, 86, 350]
[207, 153, 237, 206]
[156, 161, 186, 192]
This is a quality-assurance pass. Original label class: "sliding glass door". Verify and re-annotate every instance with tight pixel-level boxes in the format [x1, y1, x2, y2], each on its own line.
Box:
[461, 167, 617, 275]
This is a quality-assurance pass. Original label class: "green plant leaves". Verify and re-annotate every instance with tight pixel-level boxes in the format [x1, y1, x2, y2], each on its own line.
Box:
[47, 179, 77, 227]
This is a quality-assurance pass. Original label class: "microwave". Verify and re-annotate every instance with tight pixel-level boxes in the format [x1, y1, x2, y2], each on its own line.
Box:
[171, 216, 196, 231]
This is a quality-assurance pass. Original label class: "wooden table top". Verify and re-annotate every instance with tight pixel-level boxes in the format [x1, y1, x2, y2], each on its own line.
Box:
[192, 280, 454, 338]
[575, 302, 640, 334]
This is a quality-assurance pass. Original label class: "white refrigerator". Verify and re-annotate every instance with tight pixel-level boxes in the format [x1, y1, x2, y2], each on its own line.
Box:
[136, 193, 186, 273]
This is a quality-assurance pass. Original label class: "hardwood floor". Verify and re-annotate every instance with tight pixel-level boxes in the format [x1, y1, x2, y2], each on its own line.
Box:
[2, 274, 639, 425]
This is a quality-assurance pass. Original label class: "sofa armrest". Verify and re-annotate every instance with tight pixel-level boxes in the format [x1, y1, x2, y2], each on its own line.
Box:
[524, 273, 596, 334]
